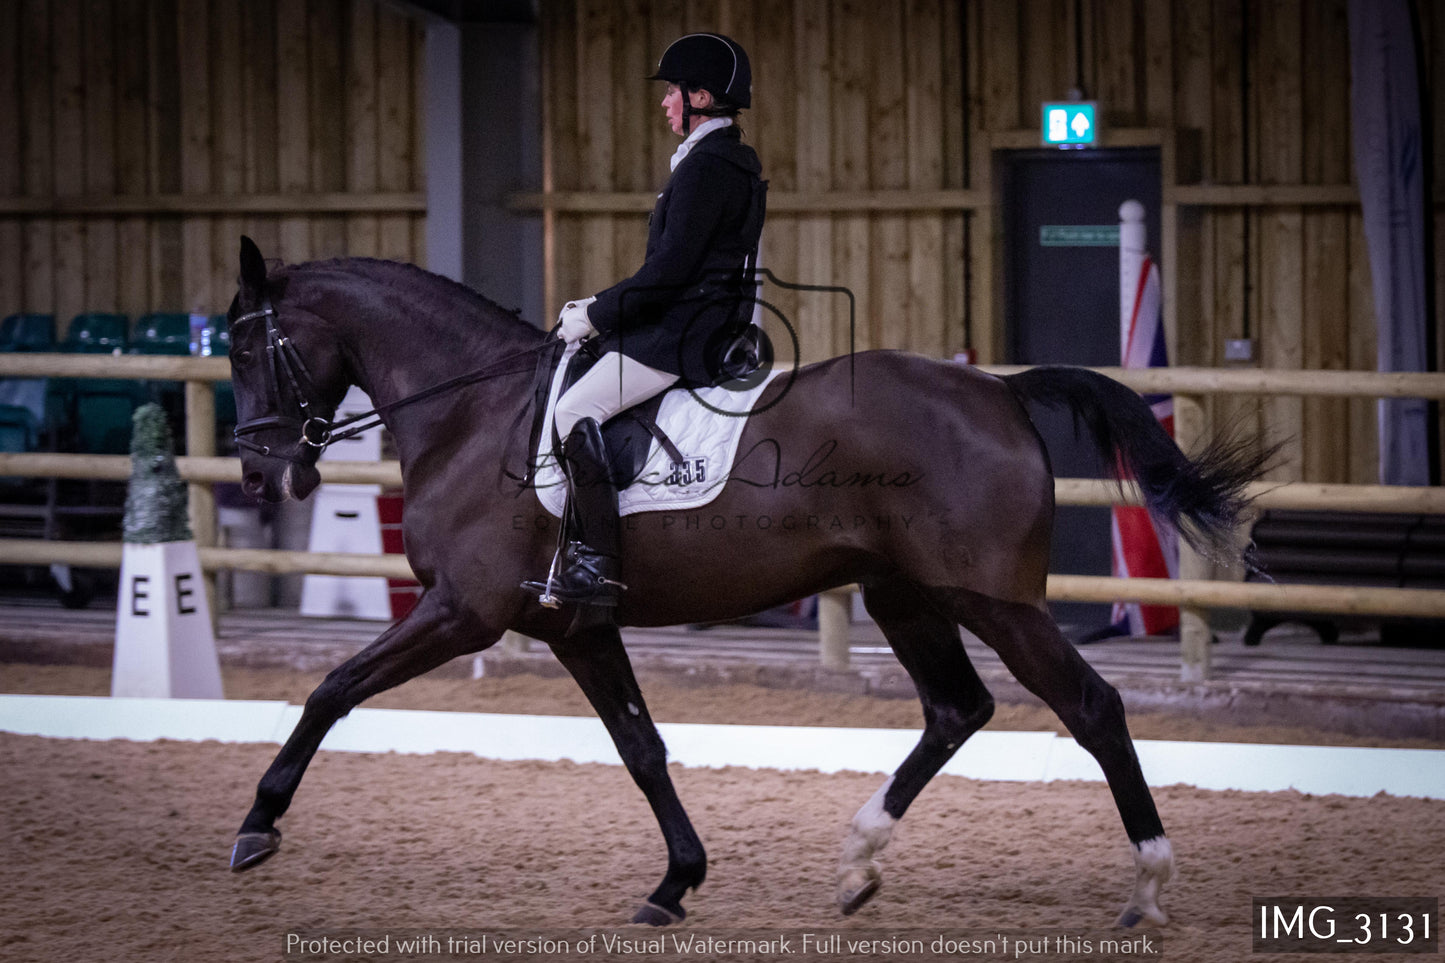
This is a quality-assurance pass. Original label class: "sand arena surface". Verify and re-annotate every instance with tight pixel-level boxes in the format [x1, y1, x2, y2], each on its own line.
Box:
[2, 732, 1443, 963]
[2, 663, 1444, 962]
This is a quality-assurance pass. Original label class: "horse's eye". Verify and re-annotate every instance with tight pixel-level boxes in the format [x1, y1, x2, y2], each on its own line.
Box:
[233, 349, 253, 366]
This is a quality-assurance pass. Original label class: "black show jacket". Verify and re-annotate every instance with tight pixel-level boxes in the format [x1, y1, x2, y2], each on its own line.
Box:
[588, 125, 766, 386]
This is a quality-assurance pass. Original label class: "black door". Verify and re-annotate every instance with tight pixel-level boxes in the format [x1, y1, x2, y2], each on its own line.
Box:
[1001, 147, 1162, 634]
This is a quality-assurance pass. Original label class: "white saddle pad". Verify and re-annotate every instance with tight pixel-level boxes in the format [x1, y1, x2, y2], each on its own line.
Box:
[534, 342, 781, 518]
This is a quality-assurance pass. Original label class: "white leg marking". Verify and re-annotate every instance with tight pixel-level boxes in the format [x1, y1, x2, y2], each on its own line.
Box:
[1117, 835, 1173, 928]
[836, 776, 897, 912]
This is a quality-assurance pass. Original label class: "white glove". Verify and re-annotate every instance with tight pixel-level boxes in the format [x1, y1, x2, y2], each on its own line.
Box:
[556, 297, 597, 343]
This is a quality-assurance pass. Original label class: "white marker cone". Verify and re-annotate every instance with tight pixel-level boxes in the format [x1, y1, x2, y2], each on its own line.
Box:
[111, 404, 223, 699]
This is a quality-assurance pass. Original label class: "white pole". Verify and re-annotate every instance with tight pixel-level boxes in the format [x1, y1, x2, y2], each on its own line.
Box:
[1118, 199, 1147, 358]
[1120, 201, 1210, 678]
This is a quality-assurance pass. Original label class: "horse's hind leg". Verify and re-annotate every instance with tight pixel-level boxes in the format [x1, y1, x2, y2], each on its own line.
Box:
[836, 574, 995, 916]
[547, 625, 706, 926]
[230, 592, 492, 871]
[943, 588, 1173, 927]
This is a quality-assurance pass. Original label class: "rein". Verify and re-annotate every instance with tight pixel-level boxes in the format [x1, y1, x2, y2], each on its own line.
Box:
[232, 297, 559, 462]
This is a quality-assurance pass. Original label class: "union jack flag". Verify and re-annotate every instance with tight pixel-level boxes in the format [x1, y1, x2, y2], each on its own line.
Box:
[1109, 255, 1179, 636]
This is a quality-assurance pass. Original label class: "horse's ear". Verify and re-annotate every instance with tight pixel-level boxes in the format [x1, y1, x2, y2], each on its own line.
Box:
[239, 235, 267, 298]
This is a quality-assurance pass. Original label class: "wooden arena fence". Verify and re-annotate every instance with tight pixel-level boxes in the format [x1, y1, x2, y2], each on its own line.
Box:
[1, 353, 1443, 682]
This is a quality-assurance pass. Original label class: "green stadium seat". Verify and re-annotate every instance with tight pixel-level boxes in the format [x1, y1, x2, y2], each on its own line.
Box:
[0, 403, 37, 487]
[0, 403, 38, 452]
[132, 313, 192, 355]
[62, 313, 129, 353]
[72, 381, 148, 455]
[50, 315, 133, 452]
[0, 314, 57, 352]
[132, 313, 193, 422]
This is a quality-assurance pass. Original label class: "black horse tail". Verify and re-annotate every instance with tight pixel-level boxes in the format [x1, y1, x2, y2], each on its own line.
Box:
[1002, 365, 1277, 560]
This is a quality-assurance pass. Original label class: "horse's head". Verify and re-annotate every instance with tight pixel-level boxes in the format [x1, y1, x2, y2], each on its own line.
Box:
[229, 236, 350, 502]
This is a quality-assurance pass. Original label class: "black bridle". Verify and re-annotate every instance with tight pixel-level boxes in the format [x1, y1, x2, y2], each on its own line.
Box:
[231, 296, 559, 464]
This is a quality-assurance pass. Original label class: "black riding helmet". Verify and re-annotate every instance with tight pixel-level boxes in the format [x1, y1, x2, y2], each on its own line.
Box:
[648, 33, 752, 133]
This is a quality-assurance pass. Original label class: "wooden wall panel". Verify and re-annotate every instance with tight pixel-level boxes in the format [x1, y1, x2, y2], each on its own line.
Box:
[830, 0, 871, 355]
[0, 0, 426, 332]
[83, 0, 118, 314]
[18, 0, 55, 320]
[905, 0, 946, 359]
[869, 0, 908, 352]
[1431, 0, 1445, 470]
[0, 0, 23, 315]
[209, 0, 245, 309]
[1347, 210, 1378, 484]
[610, 0, 650, 296]
[53, 0, 87, 330]
[1092, 0, 1140, 127]
[2, 1, 1437, 485]
[178, 0, 212, 316]
[1141, 0, 1173, 127]
[748, 0, 797, 354]
[243, 0, 280, 197]
[309, 0, 348, 260]
[345, 0, 381, 258]
[1300, 0, 1351, 484]
[1254, 0, 1304, 481]
[116, 0, 150, 315]
[375, 3, 415, 262]
[542, 0, 577, 319]
[576, 0, 616, 296]
[793, 0, 834, 364]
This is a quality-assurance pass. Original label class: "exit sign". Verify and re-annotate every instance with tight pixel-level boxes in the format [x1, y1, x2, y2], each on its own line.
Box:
[1042, 102, 1097, 146]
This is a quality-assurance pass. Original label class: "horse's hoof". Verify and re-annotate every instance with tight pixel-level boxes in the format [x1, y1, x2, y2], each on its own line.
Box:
[1116, 904, 1168, 927]
[837, 864, 882, 916]
[1117, 902, 1168, 928]
[1118, 836, 1172, 927]
[631, 901, 684, 926]
[230, 830, 282, 872]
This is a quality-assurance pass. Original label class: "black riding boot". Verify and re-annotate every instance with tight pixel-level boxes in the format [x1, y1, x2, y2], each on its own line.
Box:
[525, 418, 626, 607]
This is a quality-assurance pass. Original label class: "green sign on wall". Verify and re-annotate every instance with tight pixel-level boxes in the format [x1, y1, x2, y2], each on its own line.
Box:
[1042, 102, 1097, 146]
[1039, 225, 1119, 247]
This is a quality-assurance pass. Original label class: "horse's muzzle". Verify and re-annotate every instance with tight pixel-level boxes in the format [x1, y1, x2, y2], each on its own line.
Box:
[242, 463, 321, 503]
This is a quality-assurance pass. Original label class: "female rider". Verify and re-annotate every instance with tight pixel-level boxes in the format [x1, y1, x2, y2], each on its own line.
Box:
[524, 33, 767, 612]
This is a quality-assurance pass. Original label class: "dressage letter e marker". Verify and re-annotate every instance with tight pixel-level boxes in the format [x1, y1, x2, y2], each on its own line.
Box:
[128, 573, 198, 617]
[132, 575, 149, 616]
[112, 542, 223, 699]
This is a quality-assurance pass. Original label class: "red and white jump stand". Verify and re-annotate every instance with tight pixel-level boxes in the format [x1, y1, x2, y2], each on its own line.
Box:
[299, 387, 421, 621]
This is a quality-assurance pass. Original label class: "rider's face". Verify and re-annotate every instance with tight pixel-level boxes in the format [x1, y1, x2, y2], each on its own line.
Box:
[661, 83, 712, 137]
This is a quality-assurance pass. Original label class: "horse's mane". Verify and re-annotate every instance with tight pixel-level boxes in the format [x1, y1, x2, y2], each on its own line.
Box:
[279, 256, 540, 338]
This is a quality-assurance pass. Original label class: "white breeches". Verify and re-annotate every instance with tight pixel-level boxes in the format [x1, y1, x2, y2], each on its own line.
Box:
[554, 351, 678, 439]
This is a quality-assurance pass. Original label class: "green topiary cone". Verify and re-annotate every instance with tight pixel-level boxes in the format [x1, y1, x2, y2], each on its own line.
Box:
[122, 403, 193, 544]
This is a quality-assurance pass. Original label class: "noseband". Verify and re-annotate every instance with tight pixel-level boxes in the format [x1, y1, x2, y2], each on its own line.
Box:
[231, 296, 559, 466]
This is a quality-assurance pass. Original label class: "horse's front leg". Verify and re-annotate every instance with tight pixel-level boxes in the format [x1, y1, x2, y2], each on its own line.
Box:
[548, 626, 706, 926]
[230, 592, 492, 871]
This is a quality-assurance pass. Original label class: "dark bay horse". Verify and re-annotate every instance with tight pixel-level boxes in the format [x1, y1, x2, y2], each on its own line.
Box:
[224, 237, 1268, 927]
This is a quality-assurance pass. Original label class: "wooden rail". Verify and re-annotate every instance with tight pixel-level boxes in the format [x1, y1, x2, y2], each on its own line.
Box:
[5, 453, 1445, 515]
[0, 192, 427, 216]
[507, 188, 988, 214]
[1, 539, 1440, 621]
[5, 355, 1442, 398]
[3, 353, 1444, 682]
